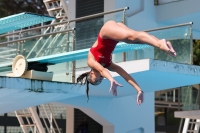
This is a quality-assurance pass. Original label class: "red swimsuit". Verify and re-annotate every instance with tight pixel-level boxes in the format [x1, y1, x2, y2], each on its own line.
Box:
[90, 34, 118, 68]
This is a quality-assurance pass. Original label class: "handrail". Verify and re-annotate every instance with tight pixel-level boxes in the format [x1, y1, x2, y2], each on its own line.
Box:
[144, 22, 193, 32]
[0, 22, 193, 47]
[0, 28, 74, 46]
[69, 7, 129, 22]
[0, 7, 129, 38]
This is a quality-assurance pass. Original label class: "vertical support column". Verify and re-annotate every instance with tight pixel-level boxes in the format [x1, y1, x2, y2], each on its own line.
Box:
[72, 30, 76, 83]
[165, 92, 168, 102]
[189, 24, 193, 64]
[122, 8, 128, 62]
[66, 107, 74, 133]
[173, 89, 176, 102]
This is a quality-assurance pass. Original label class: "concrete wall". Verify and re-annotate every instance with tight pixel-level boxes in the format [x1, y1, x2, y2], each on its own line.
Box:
[156, 0, 200, 22]
[116, 0, 160, 30]
[60, 92, 155, 133]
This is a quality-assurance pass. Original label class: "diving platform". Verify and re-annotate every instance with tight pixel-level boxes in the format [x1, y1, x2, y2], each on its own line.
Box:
[0, 8, 196, 132]
[0, 12, 55, 34]
[1, 59, 200, 114]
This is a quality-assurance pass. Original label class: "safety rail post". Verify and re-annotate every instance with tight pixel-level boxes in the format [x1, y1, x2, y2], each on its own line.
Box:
[190, 24, 193, 64]
[72, 29, 76, 83]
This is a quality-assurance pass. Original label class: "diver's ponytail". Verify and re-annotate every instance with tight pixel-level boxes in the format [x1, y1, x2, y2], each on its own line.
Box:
[76, 71, 90, 101]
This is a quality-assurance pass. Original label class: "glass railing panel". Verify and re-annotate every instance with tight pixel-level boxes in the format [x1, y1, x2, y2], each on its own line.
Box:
[112, 53, 124, 63]
[22, 32, 73, 59]
[181, 85, 199, 111]
[0, 29, 72, 60]
[0, 31, 74, 77]
[0, 43, 13, 76]
[155, 85, 200, 111]
[75, 11, 124, 50]
[0, 66, 12, 76]
[151, 25, 191, 64]
[155, 89, 179, 102]
[0, 23, 70, 45]
[126, 47, 155, 61]
[48, 62, 73, 82]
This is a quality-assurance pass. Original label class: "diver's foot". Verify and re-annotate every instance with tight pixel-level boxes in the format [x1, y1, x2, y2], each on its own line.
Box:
[159, 39, 176, 56]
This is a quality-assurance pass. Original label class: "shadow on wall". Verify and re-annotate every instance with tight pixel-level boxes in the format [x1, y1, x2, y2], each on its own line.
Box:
[126, 127, 144, 133]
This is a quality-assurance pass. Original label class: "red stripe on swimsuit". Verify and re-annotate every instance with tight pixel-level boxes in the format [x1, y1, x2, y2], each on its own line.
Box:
[90, 34, 118, 68]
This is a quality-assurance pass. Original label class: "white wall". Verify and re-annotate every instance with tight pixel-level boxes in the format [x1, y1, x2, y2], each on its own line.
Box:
[67, 0, 76, 28]
[156, 0, 200, 22]
[116, 0, 161, 30]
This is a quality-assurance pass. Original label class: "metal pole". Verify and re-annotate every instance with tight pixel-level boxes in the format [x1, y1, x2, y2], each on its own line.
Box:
[165, 92, 168, 102]
[143, 22, 193, 32]
[122, 8, 127, 61]
[72, 30, 76, 83]
[189, 24, 193, 64]
[173, 89, 176, 102]
[122, 7, 128, 24]
[69, 7, 129, 22]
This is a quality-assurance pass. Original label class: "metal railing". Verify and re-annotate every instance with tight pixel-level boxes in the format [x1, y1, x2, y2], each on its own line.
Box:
[0, 7, 129, 56]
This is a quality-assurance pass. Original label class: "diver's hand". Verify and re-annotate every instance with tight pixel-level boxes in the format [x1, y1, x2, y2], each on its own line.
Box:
[137, 90, 144, 105]
[109, 80, 123, 96]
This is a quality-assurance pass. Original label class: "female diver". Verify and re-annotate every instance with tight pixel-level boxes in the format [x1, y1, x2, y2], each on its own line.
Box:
[76, 20, 176, 105]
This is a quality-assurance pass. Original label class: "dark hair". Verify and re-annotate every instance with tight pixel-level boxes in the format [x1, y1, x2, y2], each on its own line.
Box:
[76, 71, 93, 101]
